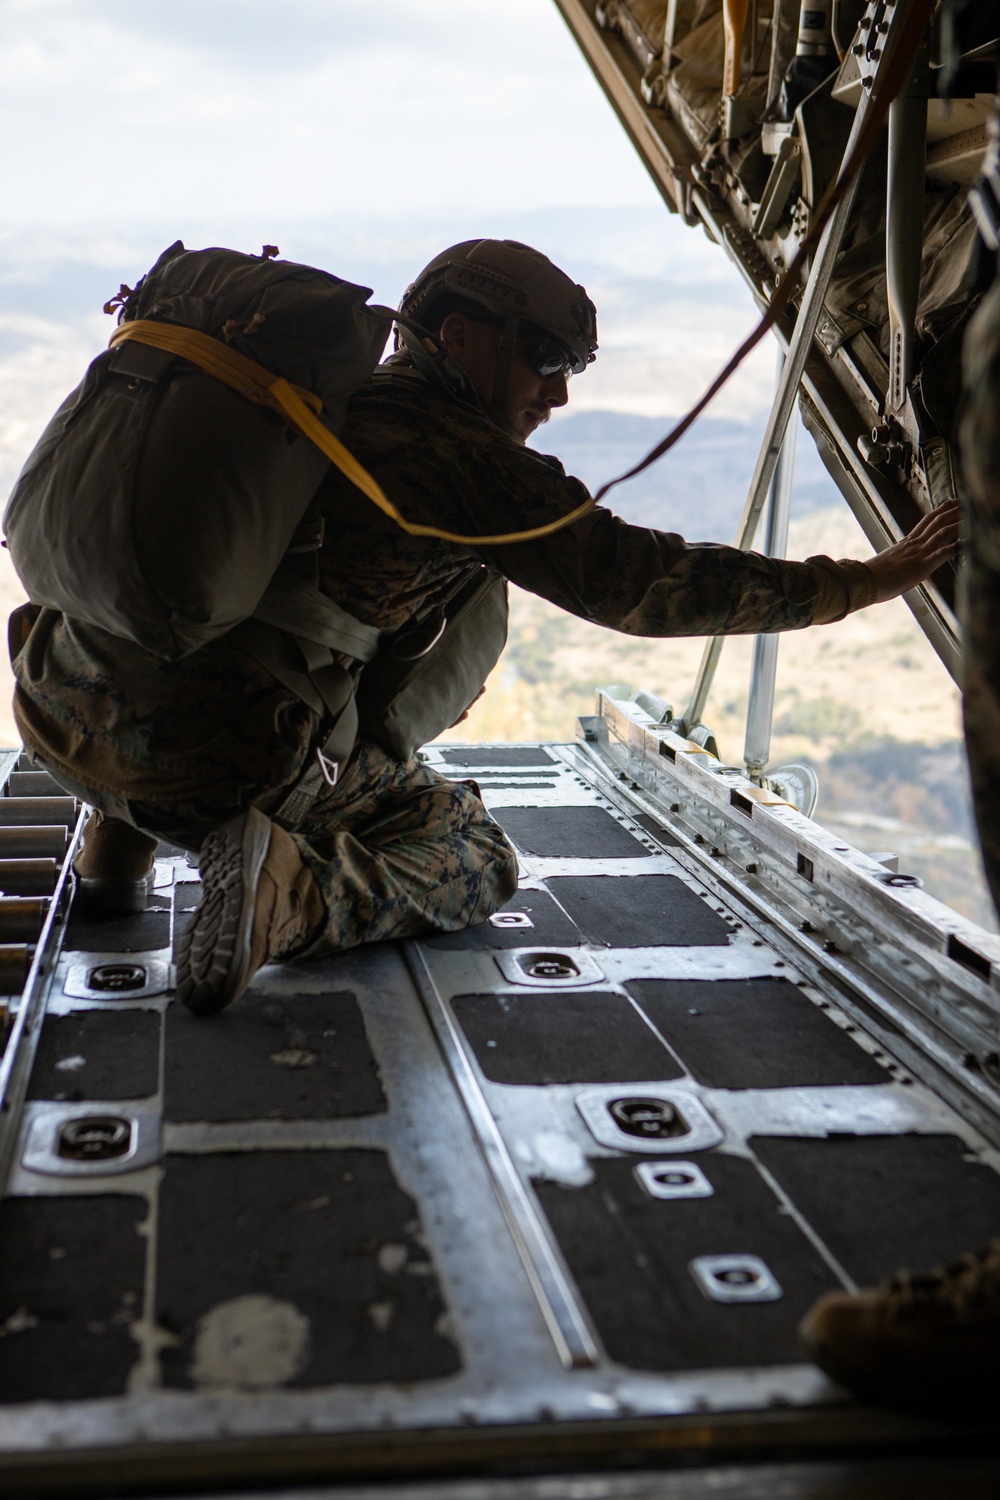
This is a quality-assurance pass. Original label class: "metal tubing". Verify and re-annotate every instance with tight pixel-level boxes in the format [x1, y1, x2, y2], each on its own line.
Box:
[0, 946, 32, 997]
[681, 0, 913, 735]
[0, 805, 86, 1194]
[886, 65, 928, 411]
[5, 770, 66, 798]
[744, 350, 798, 778]
[0, 796, 78, 828]
[722, 0, 751, 96]
[0, 826, 69, 860]
[0, 898, 49, 943]
[0, 859, 59, 897]
[682, 168, 858, 733]
[405, 942, 601, 1370]
[682, 167, 862, 730]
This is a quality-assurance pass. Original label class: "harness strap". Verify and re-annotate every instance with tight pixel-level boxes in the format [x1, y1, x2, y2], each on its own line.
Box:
[487, 312, 520, 431]
[254, 567, 381, 661]
[108, 320, 597, 547]
[233, 616, 360, 822]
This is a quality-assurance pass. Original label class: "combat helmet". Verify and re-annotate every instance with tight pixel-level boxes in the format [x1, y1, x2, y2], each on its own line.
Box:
[398, 239, 597, 433]
[398, 234, 599, 435]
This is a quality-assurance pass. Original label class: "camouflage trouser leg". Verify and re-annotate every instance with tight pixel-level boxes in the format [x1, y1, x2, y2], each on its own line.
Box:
[34, 734, 518, 954]
[278, 740, 518, 954]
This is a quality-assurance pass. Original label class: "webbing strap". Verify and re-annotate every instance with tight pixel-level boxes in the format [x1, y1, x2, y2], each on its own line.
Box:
[108, 320, 597, 547]
[254, 567, 381, 662]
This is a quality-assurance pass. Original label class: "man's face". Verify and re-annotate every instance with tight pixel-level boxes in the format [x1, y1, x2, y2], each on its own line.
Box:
[437, 312, 571, 442]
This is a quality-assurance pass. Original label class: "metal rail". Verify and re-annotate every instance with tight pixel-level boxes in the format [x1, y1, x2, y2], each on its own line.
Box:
[404, 941, 602, 1371]
[552, 0, 961, 697]
[681, 0, 923, 731]
[743, 349, 797, 780]
[0, 803, 85, 1194]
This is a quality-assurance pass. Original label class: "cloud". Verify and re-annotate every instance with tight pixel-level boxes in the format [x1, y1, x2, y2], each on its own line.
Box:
[1, 0, 659, 221]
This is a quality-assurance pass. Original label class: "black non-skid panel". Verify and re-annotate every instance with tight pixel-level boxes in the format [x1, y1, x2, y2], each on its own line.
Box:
[491, 806, 649, 859]
[64, 896, 171, 954]
[0, 1195, 146, 1402]
[173, 881, 202, 912]
[154, 841, 192, 860]
[26, 1009, 160, 1102]
[423, 887, 582, 951]
[633, 812, 681, 847]
[753, 1135, 1000, 1287]
[534, 1154, 837, 1371]
[470, 780, 558, 790]
[546, 875, 732, 948]
[163, 987, 386, 1123]
[453, 991, 683, 1086]
[628, 979, 890, 1090]
[156, 1149, 461, 1388]
[439, 747, 555, 768]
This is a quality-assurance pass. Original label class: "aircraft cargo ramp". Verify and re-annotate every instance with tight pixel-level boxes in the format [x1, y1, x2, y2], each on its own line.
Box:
[0, 695, 998, 1496]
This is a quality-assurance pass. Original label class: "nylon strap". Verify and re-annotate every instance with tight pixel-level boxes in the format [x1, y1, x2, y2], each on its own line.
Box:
[108, 320, 597, 547]
[254, 567, 381, 662]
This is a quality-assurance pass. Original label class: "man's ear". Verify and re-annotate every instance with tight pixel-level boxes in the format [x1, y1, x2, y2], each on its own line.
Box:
[438, 312, 469, 356]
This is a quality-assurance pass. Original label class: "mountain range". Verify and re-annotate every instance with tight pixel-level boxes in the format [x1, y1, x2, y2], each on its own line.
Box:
[533, 409, 838, 544]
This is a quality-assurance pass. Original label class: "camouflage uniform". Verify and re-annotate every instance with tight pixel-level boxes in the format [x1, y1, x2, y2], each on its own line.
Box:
[11, 354, 877, 952]
[40, 735, 513, 955]
[959, 274, 1000, 919]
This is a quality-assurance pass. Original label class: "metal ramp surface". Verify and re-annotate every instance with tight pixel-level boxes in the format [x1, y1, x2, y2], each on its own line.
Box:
[0, 702, 998, 1494]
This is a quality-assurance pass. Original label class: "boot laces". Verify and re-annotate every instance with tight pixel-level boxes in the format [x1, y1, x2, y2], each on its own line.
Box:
[883, 1240, 1000, 1323]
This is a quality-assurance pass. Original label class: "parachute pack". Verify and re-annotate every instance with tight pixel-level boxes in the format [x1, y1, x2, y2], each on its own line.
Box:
[2, 241, 510, 762]
[4, 241, 395, 660]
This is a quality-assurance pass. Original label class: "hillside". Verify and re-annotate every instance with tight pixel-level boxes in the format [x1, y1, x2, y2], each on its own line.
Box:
[530, 408, 843, 540]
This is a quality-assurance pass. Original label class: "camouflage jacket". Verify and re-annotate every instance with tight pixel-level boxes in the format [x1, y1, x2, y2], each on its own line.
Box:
[12, 354, 877, 804]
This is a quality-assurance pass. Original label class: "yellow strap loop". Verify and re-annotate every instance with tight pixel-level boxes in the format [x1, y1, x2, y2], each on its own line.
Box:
[109, 320, 596, 548]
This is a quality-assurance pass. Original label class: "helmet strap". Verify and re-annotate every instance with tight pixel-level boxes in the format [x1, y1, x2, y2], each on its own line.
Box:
[487, 314, 520, 432]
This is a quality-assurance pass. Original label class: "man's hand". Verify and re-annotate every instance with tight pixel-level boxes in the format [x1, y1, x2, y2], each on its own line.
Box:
[863, 499, 961, 604]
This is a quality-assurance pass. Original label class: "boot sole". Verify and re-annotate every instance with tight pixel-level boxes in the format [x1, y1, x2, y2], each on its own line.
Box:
[174, 807, 272, 1016]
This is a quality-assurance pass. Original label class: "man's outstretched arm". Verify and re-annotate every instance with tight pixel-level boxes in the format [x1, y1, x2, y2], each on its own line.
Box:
[861, 499, 960, 602]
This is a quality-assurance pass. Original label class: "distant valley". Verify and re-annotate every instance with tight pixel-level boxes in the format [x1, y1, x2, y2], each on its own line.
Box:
[531, 407, 841, 541]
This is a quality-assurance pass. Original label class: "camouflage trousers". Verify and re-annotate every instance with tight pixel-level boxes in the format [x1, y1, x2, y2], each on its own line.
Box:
[49, 738, 519, 956]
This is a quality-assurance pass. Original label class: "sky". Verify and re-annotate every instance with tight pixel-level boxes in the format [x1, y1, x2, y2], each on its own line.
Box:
[0, 0, 782, 493]
[2, 0, 660, 223]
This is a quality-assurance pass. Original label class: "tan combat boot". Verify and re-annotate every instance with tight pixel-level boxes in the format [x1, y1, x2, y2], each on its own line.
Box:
[73, 812, 158, 917]
[175, 806, 325, 1016]
[800, 1241, 1000, 1420]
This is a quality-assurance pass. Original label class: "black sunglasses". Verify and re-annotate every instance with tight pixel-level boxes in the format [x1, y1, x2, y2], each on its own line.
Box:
[520, 331, 581, 380]
[464, 314, 580, 380]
